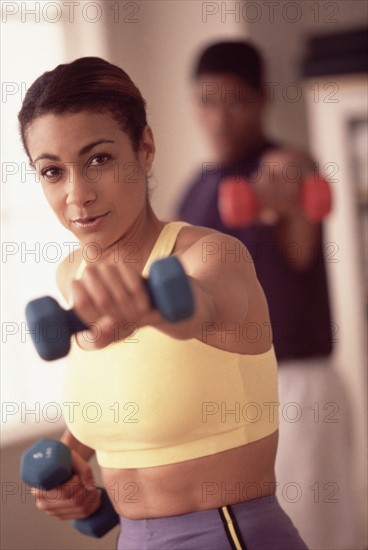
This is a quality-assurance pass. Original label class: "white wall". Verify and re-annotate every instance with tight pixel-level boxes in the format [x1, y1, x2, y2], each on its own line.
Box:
[1, 12, 69, 446]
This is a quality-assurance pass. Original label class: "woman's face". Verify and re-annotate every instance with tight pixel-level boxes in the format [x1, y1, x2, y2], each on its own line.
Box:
[26, 111, 155, 250]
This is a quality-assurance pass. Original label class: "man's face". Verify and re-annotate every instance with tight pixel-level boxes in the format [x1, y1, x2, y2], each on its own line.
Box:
[194, 73, 266, 163]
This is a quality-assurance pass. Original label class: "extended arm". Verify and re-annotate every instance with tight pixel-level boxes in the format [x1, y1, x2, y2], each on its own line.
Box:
[68, 228, 265, 349]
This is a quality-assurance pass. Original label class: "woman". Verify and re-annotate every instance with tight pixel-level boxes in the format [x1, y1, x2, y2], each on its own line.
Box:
[19, 57, 308, 549]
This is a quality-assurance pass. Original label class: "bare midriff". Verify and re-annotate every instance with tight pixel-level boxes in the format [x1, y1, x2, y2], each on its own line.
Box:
[101, 430, 278, 518]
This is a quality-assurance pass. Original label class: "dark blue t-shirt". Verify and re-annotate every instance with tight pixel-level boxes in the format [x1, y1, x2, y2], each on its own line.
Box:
[177, 142, 333, 361]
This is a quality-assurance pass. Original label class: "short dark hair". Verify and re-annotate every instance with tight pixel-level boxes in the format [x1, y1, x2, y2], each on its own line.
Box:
[193, 41, 263, 90]
[18, 57, 147, 160]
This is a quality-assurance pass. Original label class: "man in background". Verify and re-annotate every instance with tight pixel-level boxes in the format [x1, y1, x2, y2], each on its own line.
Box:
[176, 41, 355, 550]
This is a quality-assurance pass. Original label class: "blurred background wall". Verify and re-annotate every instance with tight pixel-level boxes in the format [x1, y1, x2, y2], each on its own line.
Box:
[1, 1, 367, 549]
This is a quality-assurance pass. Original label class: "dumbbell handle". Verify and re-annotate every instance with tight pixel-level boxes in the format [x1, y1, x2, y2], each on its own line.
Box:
[64, 308, 88, 333]
[56, 277, 154, 336]
[20, 439, 119, 538]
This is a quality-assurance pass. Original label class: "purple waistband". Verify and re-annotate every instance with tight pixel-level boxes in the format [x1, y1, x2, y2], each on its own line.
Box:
[116, 495, 308, 550]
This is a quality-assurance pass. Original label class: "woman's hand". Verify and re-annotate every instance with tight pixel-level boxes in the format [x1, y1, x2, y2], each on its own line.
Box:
[32, 449, 101, 521]
[70, 260, 162, 350]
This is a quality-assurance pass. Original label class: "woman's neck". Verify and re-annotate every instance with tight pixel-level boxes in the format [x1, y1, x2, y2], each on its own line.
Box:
[99, 204, 166, 274]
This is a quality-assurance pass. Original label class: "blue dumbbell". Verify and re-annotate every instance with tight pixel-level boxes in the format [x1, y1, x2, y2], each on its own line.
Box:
[20, 438, 119, 538]
[25, 256, 195, 361]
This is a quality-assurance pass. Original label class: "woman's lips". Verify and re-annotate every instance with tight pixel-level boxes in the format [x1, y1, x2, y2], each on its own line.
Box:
[72, 212, 110, 231]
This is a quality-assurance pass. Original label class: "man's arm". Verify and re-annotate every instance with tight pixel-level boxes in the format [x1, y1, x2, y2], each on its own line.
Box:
[276, 211, 321, 271]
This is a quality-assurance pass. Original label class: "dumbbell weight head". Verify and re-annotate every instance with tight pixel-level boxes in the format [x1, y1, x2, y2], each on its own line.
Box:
[20, 438, 72, 490]
[74, 489, 120, 538]
[148, 256, 194, 323]
[218, 178, 260, 228]
[20, 438, 119, 538]
[25, 297, 88, 361]
[301, 174, 333, 222]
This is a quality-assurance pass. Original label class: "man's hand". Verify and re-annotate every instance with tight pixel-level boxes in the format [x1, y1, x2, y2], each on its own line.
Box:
[255, 148, 316, 224]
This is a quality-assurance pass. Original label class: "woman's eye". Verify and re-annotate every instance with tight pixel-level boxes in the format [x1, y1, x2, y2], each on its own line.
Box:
[41, 166, 62, 182]
[90, 154, 110, 166]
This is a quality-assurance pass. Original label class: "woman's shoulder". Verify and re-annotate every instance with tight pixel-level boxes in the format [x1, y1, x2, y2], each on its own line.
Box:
[174, 222, 247, 258]
[56, 247, 83, 302]
[174, 222, 217, 247]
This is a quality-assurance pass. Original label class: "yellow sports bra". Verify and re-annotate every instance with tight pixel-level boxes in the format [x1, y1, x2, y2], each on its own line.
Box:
[63, 221, 279, 468]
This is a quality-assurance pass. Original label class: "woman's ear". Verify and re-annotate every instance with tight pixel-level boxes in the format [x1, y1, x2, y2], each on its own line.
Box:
[139, 125, 155, 173]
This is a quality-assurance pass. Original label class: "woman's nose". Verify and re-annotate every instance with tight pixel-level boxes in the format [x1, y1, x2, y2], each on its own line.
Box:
[65, 168, 97, 206]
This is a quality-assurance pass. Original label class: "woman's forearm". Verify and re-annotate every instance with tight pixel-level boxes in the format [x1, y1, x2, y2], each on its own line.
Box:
[60, 429, 95, 461]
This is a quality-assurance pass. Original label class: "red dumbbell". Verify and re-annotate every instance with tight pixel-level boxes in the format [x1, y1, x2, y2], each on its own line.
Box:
[218, 174, 332, 228]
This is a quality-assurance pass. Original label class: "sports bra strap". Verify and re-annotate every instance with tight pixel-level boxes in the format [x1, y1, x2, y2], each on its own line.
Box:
[142, 221, 190, 277]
